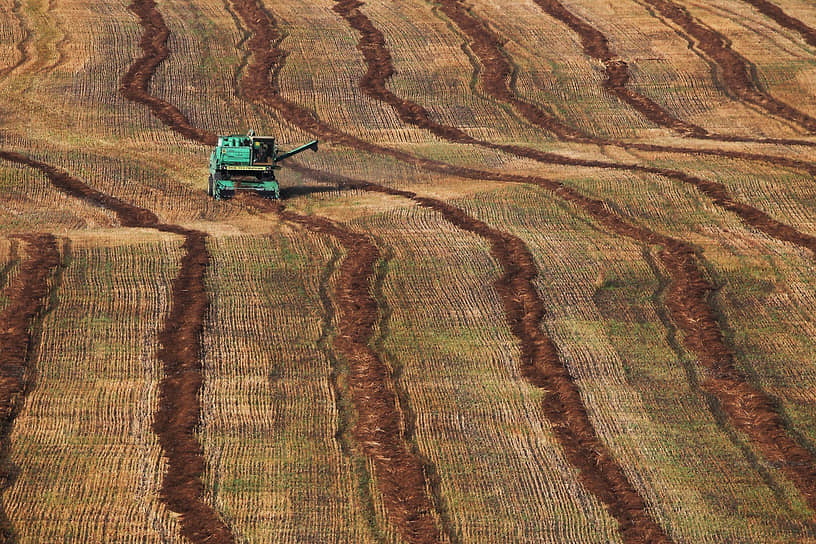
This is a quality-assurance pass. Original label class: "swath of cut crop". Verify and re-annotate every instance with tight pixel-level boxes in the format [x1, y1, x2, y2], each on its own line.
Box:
[0, 150, 234, 544]
[739, 0, 816, 48]
[0, 0, 31, 80]
[637, 0, 816, 133]
[253, 198, 443, 544]
[121, 0, 216, 145]
[0, 233, 59, 543]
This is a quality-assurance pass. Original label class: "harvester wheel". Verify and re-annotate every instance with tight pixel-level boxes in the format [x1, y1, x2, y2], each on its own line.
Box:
[207, 175, 214, 197]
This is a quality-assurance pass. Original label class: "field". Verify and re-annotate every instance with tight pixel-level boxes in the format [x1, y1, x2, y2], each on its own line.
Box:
[1, 0, 816, 542]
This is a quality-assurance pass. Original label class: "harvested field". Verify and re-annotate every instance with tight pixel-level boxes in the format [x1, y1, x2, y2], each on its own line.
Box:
[1, 0, 816, 541]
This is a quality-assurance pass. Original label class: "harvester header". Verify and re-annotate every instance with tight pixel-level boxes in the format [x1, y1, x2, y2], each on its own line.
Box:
[208, 131, 318, 199]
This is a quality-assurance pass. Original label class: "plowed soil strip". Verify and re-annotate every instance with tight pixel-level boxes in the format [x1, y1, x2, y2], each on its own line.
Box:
[122, 0, 216, 145]
[0, 151, 234, 543]
[639, 0, 816, 133]
[740, 0, 816, 48]
[0, 233, 59, 542]
[260, 199, 442, 544]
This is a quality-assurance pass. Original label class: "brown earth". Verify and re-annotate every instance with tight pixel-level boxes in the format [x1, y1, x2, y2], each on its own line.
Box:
[640, 0, 816, 133]
[740, 0, 816, 48]
[0, 233, 60, 543]
[0, 150, 234, 543]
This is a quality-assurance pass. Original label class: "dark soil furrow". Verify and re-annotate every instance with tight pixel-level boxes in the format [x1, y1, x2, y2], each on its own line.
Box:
[258, 198, 443, 544]
[122, 0, 217, 145]
[532, 0, 709, 137]
[638, 0, 816, 133]
[0, 233, 60, 543]
[740, 0, 816, 48]
[0, 0, 31, 80]
[122, 0, 816, 526]
[0, 151, 234, 543]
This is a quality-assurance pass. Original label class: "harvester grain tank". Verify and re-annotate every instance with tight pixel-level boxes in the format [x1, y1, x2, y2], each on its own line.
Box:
[208, 131, 318, 199]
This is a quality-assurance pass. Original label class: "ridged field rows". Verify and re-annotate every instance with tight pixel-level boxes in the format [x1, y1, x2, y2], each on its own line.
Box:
[476, 0, 797, 138]
[634, 0, 816, 132]
[453, 184, 816, 541]
[667, 0, 816, 119]
[202, 233, 376, 543]
[3, 238, 186, 542]
[0, 161, 116, 231]
[347, 196, 625, 543]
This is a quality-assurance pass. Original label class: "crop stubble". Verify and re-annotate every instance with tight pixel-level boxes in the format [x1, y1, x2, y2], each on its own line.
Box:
[240, 0, 816, 520]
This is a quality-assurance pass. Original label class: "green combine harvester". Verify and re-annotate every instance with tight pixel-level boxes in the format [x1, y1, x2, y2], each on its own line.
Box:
[208, 130, 318, 199]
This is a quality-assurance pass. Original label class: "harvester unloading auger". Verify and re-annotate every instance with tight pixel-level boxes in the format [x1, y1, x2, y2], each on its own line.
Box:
[208, 130, 318, 199]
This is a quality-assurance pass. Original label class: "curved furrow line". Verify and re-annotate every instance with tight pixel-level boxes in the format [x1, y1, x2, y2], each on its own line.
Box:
[222, 0, 816, 515]
[531, 0, 707, 138]
[739, 0, 816, 49]
[121, 0, 216, 145]
[636, 0, 816, 133]
[431, 0, 816, 150]
[0, 150, 235, 543]
[123, 0, 816, 523]
[0, 233, 60, 543]
[121, 0, 453, 540]
[331, 0, 816, 284]
[255, 199, 444, 544]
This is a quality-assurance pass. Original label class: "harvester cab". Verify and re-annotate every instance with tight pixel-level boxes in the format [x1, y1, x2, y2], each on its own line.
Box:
[208, 131, 318, 200]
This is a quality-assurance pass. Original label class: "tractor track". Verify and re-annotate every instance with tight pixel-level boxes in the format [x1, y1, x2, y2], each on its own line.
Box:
[330, 0, 816, 262]
[223, 0, 816, 518]
[739, 0, 816, 49]
[0, 233, 60, 543]
[636, 0, 816, 133]
[0, 150, 235, 543]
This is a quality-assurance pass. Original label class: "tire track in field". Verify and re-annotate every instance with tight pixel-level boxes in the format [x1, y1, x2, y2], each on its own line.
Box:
[0, 233, 60, 543]
[121, 0, 217, 146]
[636, 0, 816, 133]
[739, 0, 816, 49]
[0, 150, 235, 543]
[228, 0, 816, 517]
[331, 0, 816, 262]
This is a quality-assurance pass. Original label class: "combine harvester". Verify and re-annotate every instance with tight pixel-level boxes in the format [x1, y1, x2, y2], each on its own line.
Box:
[208, 130, 318, 199]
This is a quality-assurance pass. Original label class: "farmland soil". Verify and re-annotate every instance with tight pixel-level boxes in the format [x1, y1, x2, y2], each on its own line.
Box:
[0, 151, 234, 543]
[0, 233, 60, 543]
[739, 0, 816, 48]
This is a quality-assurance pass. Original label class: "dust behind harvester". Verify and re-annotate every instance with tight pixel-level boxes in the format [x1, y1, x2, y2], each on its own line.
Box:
[208, 131, 318, 199]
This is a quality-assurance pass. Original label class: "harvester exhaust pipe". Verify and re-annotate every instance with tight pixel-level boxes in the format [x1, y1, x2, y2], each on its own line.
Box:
[275, 139, 318, 162]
